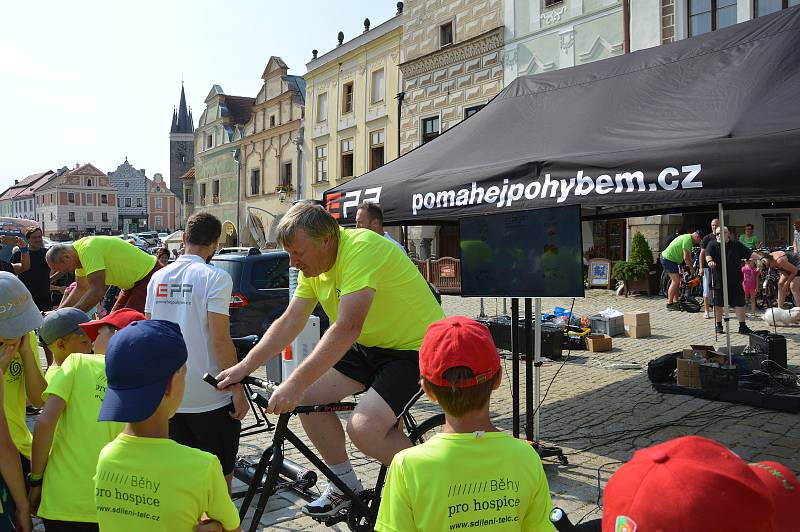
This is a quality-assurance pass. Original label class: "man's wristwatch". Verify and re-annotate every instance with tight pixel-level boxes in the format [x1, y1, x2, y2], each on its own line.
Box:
[28, 472, 43, 487]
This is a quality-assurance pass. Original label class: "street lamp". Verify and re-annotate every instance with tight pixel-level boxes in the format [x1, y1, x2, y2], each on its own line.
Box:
[232, 148, 241, 246]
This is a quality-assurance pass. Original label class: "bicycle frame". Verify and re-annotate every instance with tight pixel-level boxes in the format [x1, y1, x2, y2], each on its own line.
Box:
[237, 392, 427, 532]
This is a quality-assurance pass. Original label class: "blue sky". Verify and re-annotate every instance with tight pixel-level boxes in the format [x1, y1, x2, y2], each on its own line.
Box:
[0, 0, 397, 190]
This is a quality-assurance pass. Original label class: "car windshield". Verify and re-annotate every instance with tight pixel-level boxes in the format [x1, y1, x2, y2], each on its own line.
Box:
[210, 258, 242, 291]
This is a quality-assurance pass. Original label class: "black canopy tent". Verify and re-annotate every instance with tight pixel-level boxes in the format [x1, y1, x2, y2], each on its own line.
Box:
[325, 7, 800, 224]
[323, 8, 800, 450]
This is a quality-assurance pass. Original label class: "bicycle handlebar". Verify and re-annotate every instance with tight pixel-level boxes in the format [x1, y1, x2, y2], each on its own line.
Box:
[248, 389, 357, 415]
[202, 372, 275, 392]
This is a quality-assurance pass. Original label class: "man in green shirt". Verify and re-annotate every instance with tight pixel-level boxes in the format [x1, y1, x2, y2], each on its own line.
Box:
[45, 236, 159, 313]
[738, 223, 760, 251]
[661, 230, 701, 310]
[217, 201, 444, 518]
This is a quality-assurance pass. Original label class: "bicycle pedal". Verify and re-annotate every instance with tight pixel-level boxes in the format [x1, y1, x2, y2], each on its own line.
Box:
[323, 512, 348, 526]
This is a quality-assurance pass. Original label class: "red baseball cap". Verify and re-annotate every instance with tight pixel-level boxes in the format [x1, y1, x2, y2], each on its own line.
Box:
[79, 308, 146, 341]
[419, 316, 500, 387]
[602, 436, 799, 532]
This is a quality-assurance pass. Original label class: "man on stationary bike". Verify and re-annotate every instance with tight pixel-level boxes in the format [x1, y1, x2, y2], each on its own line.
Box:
[216, 201, 444, 517]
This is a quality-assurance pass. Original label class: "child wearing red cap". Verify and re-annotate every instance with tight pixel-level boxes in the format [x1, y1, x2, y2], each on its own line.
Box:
[376, 316, 555, 531]
[602, 435, 799, 532]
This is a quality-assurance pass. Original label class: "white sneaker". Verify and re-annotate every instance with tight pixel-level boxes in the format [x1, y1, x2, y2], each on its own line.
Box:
[302, 481, 362, 517]
[703, 311, 711, 319]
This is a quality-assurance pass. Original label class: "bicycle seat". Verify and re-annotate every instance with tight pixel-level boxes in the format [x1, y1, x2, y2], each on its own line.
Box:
[232, 335, 260, 354]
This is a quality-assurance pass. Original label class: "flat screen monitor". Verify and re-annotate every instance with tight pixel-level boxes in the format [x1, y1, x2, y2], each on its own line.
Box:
[459, 206, 585, 298]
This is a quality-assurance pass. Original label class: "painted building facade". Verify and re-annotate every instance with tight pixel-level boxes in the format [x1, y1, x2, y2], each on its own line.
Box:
[108, 158, 149, 234]
[304, 10, 403, 203]
[399, 0, 505, 258]
[147, 173, 181, 231]
[0, 171, 54, 222]
[189, 85, 254, 246]
[240, 57, 305, 246]
[36, 164, 118, 240]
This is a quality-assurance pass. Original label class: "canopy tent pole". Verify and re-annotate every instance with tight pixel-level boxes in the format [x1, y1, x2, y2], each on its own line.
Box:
[718, 202, 732, 364]
[534, 297, 541, 441]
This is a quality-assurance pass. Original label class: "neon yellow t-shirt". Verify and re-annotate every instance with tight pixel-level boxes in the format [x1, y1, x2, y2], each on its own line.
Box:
[94, 433, 240, 531]
[662, 234, 693, 264]
[376, 432, 555, 532]
[44, 364, 61, 383]
[2, 332, 42, 459]
[294, 228, 444, 350]
[73, 236, 157, 289]
[39, 354, 123, 522]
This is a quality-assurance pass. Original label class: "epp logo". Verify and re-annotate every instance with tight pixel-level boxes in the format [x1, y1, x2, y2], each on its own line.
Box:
[326, 187, 382, 220]
[155, 283, 193, 298]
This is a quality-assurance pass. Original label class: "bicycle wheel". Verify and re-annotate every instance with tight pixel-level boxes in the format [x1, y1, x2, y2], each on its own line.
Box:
[408, 413, 446, 444]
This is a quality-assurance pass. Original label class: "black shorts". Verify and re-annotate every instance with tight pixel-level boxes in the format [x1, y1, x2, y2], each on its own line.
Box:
[334, 344, 421, 416]
[169, 402, 240, 475]
[712, 283, 745, 308]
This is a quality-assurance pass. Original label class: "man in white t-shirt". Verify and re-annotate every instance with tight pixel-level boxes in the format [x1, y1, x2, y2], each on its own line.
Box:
[144, 212, 248, 489]
[355, 201, 405, 251]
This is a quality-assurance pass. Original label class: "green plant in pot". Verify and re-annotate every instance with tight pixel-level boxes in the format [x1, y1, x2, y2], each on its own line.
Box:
[612, 232, 657, 296]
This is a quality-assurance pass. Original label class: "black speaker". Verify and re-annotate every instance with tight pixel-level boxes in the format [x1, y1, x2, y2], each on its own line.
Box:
[749, 330, 787, 373]
[475, 317, 564, 360]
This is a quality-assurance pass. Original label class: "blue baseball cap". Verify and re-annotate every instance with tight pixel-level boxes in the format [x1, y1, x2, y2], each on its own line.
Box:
[98, 320, 187, 423]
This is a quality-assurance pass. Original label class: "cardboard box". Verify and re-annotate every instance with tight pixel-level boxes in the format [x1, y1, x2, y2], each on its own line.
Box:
[625, 323, 651, 338]
[682, 345, 714, 360]
[624, 311, 650, 327]
[586, 334, 612, 352]
[677, 358, 701, 388]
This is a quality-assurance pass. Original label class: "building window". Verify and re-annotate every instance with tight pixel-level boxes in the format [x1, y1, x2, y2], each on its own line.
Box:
[87, 194, 94, 205]
[688, 0, 738, 36]
[464, 105, 485, 119]
[370, 69, 385, 104]
[50, 193, 53, 203]
[270, 115, 276, 127]
[422, 116, 440, 144]
[315, 145, 328, 182]
[68, 192, 75, 203]
[101, 194, 107, 204]
[185, 189, 193, 204]
[440, 22, 454, 48]
[340, 138, 354, 178]
[763, 214, 790, 247]
[155, 215, 163, 226]
[87, 212, 93, 222]
[544, 0, 564, 7]
[137, 198, 142, 208]
[756, 0, 800, 16]
[281, 162, 292, 187]
[213, 180, 220, 203]
[68, 212, 75, 222]
[86, 178, 92, 187]
[102, 212, 108, 222]
[50, 212, 54, 221]
[342, 82, 354, 114]
[155, 197, 162, 209]
[125, 198, 131, 208]
[370, 130, 385, 171]
[200, 183, 207, 205]
[206, 134, 213, 149]
[250, 169, 260, 195]
[316, 93, 327, 123]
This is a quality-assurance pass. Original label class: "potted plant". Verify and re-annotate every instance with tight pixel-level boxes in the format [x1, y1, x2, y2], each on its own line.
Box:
[612, 232, 659, 296]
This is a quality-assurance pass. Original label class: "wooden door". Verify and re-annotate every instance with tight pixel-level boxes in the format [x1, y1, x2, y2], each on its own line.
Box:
[607, 219, 626, 262]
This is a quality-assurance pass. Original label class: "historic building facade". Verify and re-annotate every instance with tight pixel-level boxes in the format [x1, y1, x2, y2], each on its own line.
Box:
[147, 173, 181, 231]
[398, 0, 505, 258]
[240, 57, 305, 246]
[108, 158, 149, 234]
[303, 9, 403, 203]
[189, 85, 254, 246]
[36, 164, 118, 239]
[169, 84, 195, 199]
[0, 171, 53, 221]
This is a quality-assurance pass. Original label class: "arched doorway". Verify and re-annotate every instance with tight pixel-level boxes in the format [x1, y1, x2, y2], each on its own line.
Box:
[221, 220, 237, 248]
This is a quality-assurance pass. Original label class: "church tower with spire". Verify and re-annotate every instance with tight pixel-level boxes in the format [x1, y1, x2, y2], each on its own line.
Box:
[169, 83, 194, 198]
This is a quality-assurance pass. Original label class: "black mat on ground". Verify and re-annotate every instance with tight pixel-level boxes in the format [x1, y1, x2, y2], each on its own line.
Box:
[648, 352, 800, 413]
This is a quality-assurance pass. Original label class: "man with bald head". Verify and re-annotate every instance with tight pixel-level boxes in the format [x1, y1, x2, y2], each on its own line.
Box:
[46, 236, 160, 313]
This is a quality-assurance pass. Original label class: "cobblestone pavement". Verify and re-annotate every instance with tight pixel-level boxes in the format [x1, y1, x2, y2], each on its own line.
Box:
[28, 290, 800, 531]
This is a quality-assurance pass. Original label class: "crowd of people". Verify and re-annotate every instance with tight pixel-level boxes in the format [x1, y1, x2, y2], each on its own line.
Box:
[661, 218, 800, 329]
[0, 204, 796, 531]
